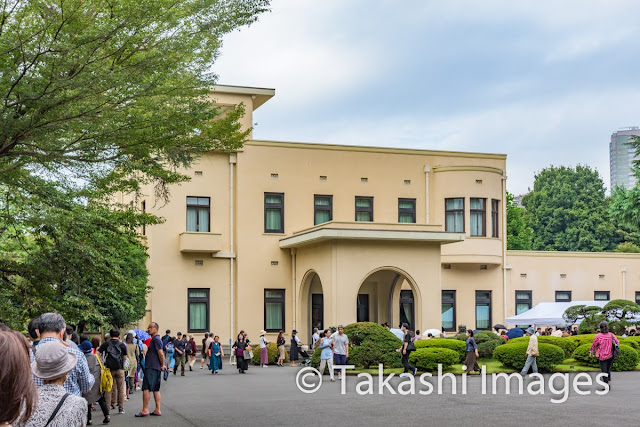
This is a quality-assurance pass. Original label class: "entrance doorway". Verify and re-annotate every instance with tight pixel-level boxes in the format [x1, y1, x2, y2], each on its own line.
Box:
[399, 290, 414, 330]
[311, 293, 324, 331]
[357, 294, 370, 322]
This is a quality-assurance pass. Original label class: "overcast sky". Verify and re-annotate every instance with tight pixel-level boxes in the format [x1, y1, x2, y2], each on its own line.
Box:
[213, 0, 640, 195]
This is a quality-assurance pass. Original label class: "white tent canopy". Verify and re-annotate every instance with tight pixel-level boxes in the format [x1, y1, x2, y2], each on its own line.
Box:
[505, 301, 608, 326]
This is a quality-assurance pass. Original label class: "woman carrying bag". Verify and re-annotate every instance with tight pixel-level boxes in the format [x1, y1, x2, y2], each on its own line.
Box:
[232, 333, 249, 374]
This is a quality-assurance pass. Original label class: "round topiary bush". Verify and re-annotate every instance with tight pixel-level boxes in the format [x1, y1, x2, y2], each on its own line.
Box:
[619, 337, 640, 351]
[477, 340, 503, 358]
[492, 343, 565, 372]
[567, 334, 597, 346]
[409, 348, 459, 372]
[572, 343, 638, 371]
[508, 336, 578, 358]
[415, 338, 466, 362]
[251, 342, 288, 365]
[473, 331, 505, 345]
[311, 322, 403, 369]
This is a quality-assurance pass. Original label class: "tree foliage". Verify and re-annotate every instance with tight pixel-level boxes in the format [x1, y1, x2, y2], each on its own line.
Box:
[506, 191, 532, 250]
[0, 0, 270, 330]
[522, 165, 617, 252]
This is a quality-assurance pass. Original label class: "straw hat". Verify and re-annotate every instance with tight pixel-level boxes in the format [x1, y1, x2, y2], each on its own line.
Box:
[32, 341, 77, 380]
[259, 330, 267, 336]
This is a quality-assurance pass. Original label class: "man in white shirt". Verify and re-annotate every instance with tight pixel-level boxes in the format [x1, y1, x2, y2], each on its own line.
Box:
[552, 328, 563, 337]
[332, 325, 349, 379]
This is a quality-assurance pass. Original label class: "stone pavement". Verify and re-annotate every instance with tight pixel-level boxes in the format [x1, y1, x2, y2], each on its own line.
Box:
[108, 361, 640, 427]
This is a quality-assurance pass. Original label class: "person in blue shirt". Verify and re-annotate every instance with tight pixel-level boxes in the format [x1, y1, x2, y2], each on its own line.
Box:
[318, 329, 335, 382]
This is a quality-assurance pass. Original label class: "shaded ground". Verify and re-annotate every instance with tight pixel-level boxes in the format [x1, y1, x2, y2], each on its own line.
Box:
[109, 360, 640, 427]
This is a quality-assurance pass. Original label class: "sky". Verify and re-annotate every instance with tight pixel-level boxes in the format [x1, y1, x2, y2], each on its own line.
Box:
[213, 0, 640, 195]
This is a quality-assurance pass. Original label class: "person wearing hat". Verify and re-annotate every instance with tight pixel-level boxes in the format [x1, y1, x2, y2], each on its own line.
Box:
[520, 327, 539, 376]
[172, 332, 187, 376]
[25, 341, 88, 427]
[79, 341, 110, 425]
[259, 330, 269, 368]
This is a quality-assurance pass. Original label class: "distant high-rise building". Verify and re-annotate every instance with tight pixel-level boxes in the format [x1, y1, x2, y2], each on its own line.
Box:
[610, 127, 640, 190]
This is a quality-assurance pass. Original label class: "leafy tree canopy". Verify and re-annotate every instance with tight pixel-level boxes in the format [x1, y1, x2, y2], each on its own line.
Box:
[506, 191, 532, 250]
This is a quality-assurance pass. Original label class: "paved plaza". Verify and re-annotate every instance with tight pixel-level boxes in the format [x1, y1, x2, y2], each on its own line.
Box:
[109, 361, 640, 427]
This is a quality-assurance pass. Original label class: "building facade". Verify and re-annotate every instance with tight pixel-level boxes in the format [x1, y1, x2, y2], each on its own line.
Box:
[610, 127, 640, 190]
[129, 86, 640, 344]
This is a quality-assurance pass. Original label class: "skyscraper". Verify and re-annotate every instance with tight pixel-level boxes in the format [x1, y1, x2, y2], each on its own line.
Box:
[610, 127, 640, 190]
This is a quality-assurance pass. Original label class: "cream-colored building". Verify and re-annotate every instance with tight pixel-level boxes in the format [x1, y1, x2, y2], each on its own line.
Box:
[130, 85, 640, 344]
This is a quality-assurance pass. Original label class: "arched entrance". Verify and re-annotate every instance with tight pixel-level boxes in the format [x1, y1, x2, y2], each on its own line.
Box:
[355, 267, 421, 330]
[300, 270, 324, 341]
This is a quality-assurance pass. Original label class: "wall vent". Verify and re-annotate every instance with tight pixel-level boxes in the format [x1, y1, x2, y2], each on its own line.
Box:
[361, 177, 368, 183]
[476, 179, 483, 184]
[480, 265, 488, 270]
[404, 179, 411, 185]
[320, 176, 327, 181]
[271, 261, 279, 266]
[560, 274, 566, 278]
[271, 173, 279, 179]
[195, 260, 204, 266]
[443, 264, 451, 270]
[520, 273, 527, 278]
[194, 171, 203, 177]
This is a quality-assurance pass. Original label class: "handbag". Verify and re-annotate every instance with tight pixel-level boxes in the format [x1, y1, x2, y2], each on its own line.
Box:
[244, 349, 253, 360]
[406, 342, 416, 352]
[611, 333, 620, 358]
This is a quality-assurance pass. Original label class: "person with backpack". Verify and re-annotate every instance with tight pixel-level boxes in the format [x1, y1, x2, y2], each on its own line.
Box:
[590, 321, 620, 390]
[79, 340, 110, 425]
[98, 329, 128, 414]
[398, 323, 416, 378]
[186, 335, 197, 371]
[172, 332, 187, 376]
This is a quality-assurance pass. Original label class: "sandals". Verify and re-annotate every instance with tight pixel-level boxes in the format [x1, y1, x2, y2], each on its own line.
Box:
[134, 412, 149, 418]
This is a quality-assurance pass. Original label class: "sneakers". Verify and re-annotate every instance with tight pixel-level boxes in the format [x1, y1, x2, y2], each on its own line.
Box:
[189, 366, 193, 371]
[103, 416, 110, 424]
[399, 373, 410, 378]
[118, 408, 125, 414]
[413, 368, 417, 376]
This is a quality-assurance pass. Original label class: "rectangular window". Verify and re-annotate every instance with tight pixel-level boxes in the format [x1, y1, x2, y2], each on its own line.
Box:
[398, 198, 416, 223]
[445, 198, 464, 232]
[555, 291, 572, 302]
[314, 195, 333, 225]
[515, 291, 532, 315]
[264, 193, 284, 233]
[264, 289, 285, 332]
[475, 291, 491, 330]
[470, 198, 486, 236]
[187, 289, 209, 333]
[636, 292, 640, 306]
[186, 197, 210, 232]
[491, 199, 499, 238]
[441, 290, 456, 332]
[355, 196, 373, 222]
[357, 294, 370, 322]
[594, 291, 610, 301]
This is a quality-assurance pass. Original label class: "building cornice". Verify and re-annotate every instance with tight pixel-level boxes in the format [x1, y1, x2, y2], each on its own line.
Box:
[246, 140, 507, 160]
[507, 250, 640, 259]
[432, 165, 505, 175]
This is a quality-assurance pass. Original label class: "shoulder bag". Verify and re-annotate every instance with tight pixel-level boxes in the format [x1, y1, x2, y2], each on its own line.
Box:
[44, 393, 70, 427]
[611, 333, 620, 359]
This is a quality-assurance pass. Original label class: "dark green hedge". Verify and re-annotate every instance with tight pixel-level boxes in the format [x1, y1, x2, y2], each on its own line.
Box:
[492, 343, 565, 372]
[409, 348, 459, 372]
[477, 340, 503, 358]
[251, 342, 288, 365]
[415, 338, 466, 362]
[572, 344, 638, 371]
[473, 331, 506, 345]
[508, 336, 578, 358]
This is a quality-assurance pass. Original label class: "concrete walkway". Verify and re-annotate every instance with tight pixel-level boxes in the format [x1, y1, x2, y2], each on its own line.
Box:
[109, 361, 640, 426]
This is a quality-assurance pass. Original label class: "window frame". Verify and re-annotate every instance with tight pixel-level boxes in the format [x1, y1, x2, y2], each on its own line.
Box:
[186, 196, 211, 233]
[475, 290, 492, 330]
[355, 196, 374, 222]
[445, 197, 465, 232]
[187, 288, 210, 333]
[314, 194, 333, 225]
[441, 290, 456, 332]
[555, 291, 572, 302]
[515, 290, 532, 314]
[398, 198, 416, 223]
[470, 197, 486, 237]
[594, 291, 610, 301]
[264, 288, 286, 332]
[491, 199, 499, 238]
[264, 193, 285, 233]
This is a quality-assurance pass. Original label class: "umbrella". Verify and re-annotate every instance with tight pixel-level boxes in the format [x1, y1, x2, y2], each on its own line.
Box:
[133, 329, 150, 341]
[493, 324, 506, 330]
[506, 327, 524, 340]
[423, 328, 441, 337]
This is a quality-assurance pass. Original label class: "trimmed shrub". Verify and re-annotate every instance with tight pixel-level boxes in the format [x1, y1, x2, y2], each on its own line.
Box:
[251, 342, 288, 365]
[508, 336, 578, 358]
[310, 322, 403, 369]
[572, 343, 638, 371]
[474, 331, 505, 345]
[567, 334, 597, 346]
[409, 348, 459, 372]
[567, 334, 638, 350]
[477, 340, 503, 358]
[415, 338, 466, 362]
[492, 343, 565, 372]
[619, 338, 640, 351]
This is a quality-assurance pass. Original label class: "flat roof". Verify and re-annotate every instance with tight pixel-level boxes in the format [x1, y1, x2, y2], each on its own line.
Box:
[279, 228, 465, 249]
[246, 140, 507, 160]
[211, 85, 275, 110]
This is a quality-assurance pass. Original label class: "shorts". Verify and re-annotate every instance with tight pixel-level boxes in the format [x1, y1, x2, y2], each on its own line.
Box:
[142, 368, 161, 392]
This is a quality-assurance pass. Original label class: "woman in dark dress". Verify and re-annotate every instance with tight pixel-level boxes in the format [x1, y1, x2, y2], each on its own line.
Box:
[289, 330, 299, 367]
[232, 333, 248, 373]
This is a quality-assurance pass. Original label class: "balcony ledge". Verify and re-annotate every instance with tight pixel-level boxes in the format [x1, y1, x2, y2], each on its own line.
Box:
[179, 232, 222, 253]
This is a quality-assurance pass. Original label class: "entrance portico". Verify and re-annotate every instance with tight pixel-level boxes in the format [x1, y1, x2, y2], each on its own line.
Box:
[280, 222, 464, 343]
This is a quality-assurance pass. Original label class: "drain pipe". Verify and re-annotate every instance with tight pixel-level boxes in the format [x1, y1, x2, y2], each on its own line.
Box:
[502, 171, 508, 321]
[229, 154, 236, 347]
[622, 266, 627, 299]
[291, 249, 297, 330]
[424, 165, 431, 223]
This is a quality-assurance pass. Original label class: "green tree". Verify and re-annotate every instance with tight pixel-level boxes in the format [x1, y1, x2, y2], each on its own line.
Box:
[522, 165, 617, 252]
[506, 191, 533, 250]
[0, 0, 270, 329]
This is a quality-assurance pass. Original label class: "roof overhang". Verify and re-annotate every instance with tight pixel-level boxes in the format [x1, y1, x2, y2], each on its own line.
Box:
[279, 228, 465, 249]
[211, 85, 275, 110]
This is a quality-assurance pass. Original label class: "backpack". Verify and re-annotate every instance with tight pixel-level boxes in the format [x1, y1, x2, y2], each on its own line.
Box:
[166, 342, 174, 354]
[96, 354, 113, 393]
[105, 340, 123, 369]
